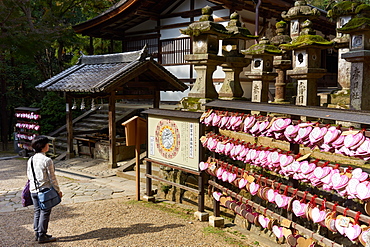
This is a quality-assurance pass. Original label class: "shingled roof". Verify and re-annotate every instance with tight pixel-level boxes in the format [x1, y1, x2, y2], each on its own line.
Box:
[73, 0, 335, 39]
[35, 47, 188, 94]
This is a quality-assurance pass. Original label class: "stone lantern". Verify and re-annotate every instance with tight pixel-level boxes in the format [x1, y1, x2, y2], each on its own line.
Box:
[281, 0, 320, 40]
[242, 37, 280, 102]
[270, 21, 292, 103]
[327, 1, 361, 94]
[218, 12, 257, 99]
[280, 19, 332, 106]
[281, 0, 333, 106]
[339, 4, 370, 111]
[180, 6, 228, 100]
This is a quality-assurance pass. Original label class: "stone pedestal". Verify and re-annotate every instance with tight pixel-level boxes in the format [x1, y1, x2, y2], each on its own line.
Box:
[245, 72, 277, 102]
[209, 215, 224, 228]
[273, 58, 291, 103]
[287, 68, 326, 106]
[270, 21, 291, 103]
[143, 195, 156, 202]
[194, 211, 209, 221]
[219, 57, 249, 99]
[274, 68, 288, 103]
[338, 47, 351, 91]
[342, 50, 370, 110]
[185, 54, 224, 99]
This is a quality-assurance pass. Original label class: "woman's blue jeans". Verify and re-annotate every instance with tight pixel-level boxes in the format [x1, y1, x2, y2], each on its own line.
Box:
[31, 193, 52, 235]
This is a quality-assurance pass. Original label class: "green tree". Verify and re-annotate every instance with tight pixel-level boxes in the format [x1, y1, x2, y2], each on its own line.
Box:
[0, 0, 120, 149]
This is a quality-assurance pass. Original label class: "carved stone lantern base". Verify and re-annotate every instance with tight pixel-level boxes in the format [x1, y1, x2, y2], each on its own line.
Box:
[342, 50, 370, 111]
[185, 54, 224, 99]
[287, 68, 326, 106]
[245, 72, 277, 102]
[219, 57, 250, 99]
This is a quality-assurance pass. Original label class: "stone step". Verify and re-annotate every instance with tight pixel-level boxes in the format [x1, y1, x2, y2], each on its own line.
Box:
[116, 163, 160, 182]
[74, 122, 107, 129]
[84, 118, 109, 124]
[117, 170, 160, 186]
[88, 113, 109, 119]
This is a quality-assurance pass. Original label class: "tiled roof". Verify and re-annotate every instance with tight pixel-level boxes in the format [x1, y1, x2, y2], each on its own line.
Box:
[35, 47, 187, 93]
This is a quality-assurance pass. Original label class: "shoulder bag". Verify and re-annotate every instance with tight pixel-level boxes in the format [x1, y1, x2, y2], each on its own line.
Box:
[30, 157, 61, 210]
[21, 179, 33, 207]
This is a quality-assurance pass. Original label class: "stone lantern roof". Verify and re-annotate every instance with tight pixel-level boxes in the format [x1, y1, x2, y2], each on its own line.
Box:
[180, 6, 229, 37]
[337, 4, 370, 33]
[280, 20, 333, 50]
[281, 0, 320, 21]
[242, 37, 282, 55]
[225, 12, 258, 39]
[327, 1, 360, 19]
[328, 1, 362, 47]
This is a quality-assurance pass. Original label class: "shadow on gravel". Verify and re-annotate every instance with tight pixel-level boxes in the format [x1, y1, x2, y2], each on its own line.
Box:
[57, 223, 184, 242]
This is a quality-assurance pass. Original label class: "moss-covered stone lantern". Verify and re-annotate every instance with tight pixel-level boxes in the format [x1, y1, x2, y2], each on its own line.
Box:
[280, 19, 333, 106]
[180, 6, 229, 100]
[328, 1, 361, 93]
[242, 37, 281, 102]
[281, 0, 320, 39]
[339, 4, 370, 110]
[218, 12, 257, 99]
[270, 21, 292, 103]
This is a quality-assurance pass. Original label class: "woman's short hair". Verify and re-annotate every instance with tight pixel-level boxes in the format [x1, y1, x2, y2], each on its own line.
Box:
[31, 135, 49, 153]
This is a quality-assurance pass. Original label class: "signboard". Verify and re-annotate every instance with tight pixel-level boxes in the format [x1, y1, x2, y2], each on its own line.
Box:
[147, 114, 201, 171]
[122, 116, 147, 146]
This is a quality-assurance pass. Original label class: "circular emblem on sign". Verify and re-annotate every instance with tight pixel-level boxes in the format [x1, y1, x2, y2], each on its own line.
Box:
[155, 119, 180, 159]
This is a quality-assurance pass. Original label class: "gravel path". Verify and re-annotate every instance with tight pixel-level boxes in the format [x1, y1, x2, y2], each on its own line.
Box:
[0, 197, 244, 247]
[0, 154, 271, 247]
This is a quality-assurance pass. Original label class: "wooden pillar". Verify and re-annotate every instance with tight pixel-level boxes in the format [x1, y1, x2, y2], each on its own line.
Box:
[109, 39, 114, 53]
[108, 91, 117, 168]
[89, 37, 94, 55]
[65, 94, 75, 159]
[153, 90, 160, 108]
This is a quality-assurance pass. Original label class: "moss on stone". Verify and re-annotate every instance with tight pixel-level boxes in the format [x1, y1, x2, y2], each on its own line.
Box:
[280, 34, 333, 50]
[180, 21, 230, 37]
[180, 6, 230, 37]
[180, 97, 204, 111]
[355, 4, 370, 14]
[276, 21, 287, 29]
[338, 17, 370, 32]
[242, 43, 282, 55]
[327, 1, 359, 18]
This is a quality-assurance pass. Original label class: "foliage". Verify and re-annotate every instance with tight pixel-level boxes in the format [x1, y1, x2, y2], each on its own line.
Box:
[31, 92, 65, 134]
[0, 0, 120, 142]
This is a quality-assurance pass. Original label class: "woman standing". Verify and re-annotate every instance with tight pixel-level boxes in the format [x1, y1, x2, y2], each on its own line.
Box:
[27, 135, 62, 243]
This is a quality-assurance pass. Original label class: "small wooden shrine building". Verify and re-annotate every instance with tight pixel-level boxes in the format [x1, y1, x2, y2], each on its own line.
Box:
[35, 47, 187, 168]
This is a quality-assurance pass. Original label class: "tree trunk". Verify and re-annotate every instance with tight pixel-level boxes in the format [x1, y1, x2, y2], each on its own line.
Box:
[0, 52, 8, 151]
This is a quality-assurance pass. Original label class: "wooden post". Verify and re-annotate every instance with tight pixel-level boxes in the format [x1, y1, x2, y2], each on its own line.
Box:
[135, 124, 141, 201]
[108, 91, 117, 168]
[89, 37, 94, 55]
[66, 94, 74, 159]
[122, 116, 147, 201]
[198, 123, 206, 212]
[146, 160, 152, 197]
[198, 171, 205, 212]
[153, 90, 160, 108]
[213, 177, 220, 217]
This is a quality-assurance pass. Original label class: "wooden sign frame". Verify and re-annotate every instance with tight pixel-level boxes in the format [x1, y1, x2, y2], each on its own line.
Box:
[143, 109, 203, 171]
